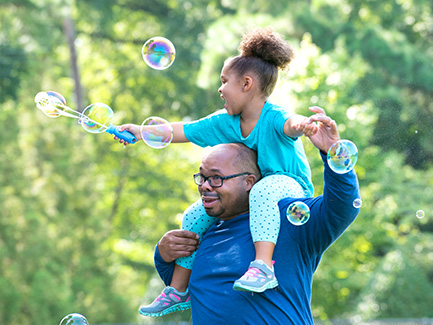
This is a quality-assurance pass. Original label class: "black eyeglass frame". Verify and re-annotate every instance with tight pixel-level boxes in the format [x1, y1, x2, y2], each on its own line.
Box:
[193, 172, 251, 188]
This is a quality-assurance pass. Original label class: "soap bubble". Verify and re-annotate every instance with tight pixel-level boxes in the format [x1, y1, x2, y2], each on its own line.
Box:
[327, 140, 358, 174]
[416, 210, 425, 219]
[35, 91, 66, 118]
[141, 116, 173, 149]
[353, 198, 362, 208]
[80, 103, 113, 133]
[142, 36, 176, 70]
[59, 313, 89, 325]
[286, 201, 310, 226]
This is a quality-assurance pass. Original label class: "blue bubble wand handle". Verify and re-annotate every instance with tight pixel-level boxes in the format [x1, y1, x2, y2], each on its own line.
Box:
[106, 125, 136, 144]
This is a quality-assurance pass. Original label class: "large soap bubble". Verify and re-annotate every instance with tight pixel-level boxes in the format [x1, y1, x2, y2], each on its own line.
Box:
[35, 91, 67, 118]
[141, 116, 173, 149]
[327, 140, 358, 174]
[142, 36, 176, 70]
[286, 201, 310, 226]
[80, 103, 114, 133]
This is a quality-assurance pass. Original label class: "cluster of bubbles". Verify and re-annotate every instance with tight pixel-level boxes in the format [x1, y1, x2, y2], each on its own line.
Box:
[139, 36, 176, 146]
[59, 313, 88, 325]
[36, 36, 177, 148]
[327, 140, 358, 174]
[286, 201, 310, 226]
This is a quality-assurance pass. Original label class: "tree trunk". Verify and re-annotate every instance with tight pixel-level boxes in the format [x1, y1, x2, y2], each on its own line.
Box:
[63, 16, 83, 112]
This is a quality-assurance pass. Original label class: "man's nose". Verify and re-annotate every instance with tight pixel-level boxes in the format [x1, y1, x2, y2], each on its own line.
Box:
[200, 179, 214, 191]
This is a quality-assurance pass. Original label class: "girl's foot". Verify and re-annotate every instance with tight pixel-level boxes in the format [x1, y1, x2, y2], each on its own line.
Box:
[233, 260, 278, 292]
[139, 286, 191, 317]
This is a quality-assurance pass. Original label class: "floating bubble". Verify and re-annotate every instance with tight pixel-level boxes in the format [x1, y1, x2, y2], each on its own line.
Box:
[140, 116, 173, 149]
[286, 201, 310, 226]
[142, 36, 176, 70]
[416, 210, 425, 219]
[59, 313, 89, 325]
[35, 91, 66, 118]
[327, 140, 358, 174]
[353, 198, 362, 208]
[47, 91, 66, 105]
[80, 103, 113, 133]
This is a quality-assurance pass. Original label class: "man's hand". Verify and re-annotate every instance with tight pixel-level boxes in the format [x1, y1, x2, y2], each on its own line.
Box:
[158, 230, 200, 263]
[305, 106, 340, 153]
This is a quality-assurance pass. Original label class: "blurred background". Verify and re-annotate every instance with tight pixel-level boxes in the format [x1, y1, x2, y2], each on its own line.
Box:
[0, 0, 432, 324]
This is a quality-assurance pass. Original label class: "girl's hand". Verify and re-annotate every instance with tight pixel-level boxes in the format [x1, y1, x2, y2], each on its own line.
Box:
[114, 124, 142, 145]
[305, 106, 340, 153]
[295, 117, 319, 137]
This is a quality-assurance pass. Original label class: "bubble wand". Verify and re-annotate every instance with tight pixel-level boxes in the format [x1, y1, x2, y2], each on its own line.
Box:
[35, 91, 136, 143]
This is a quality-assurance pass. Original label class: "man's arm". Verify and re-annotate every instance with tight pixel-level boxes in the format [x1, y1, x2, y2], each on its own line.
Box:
[154, 230, 200, 285]
[302, 107, 360, 253]
[306, 151, 360, 254]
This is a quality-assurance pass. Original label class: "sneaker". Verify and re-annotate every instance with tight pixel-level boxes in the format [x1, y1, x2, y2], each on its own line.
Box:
[233, 260, 278, 292]
[138, 286, 191, 317]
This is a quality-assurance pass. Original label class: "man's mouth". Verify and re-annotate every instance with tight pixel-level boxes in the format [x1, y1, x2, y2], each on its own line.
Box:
[202, 195, 219, 208]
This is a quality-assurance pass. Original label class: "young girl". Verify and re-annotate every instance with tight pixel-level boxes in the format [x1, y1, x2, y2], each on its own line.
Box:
[118, 27, 318, 317]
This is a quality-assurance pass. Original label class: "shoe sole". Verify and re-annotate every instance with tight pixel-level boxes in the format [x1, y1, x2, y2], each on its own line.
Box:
[139, 301, 191, 317]
[233, 279, 278, 293]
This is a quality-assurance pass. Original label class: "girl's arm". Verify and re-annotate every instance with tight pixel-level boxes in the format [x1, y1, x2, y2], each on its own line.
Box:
[171, 122, 189, 143]
[283, 106, 325, 138]
[117, 121, 189, 144]
[283, 115, 317, 138]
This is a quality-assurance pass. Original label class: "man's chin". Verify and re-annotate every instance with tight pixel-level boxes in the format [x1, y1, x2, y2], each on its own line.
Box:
[203, 206, 215, 215]
[203, 206, 221, 218]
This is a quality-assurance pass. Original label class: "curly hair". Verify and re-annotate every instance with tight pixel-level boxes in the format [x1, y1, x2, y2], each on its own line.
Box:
[225, 27, 294, 98]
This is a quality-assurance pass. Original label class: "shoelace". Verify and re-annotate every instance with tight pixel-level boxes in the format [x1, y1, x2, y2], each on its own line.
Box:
[156, 292, 177, 306]
[156, 292, 183, 304]
[244, 267, 262, 279]
[156, 292, 167, 302]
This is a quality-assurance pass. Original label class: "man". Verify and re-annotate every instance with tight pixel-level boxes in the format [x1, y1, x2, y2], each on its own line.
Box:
[150, 109, 360, 324]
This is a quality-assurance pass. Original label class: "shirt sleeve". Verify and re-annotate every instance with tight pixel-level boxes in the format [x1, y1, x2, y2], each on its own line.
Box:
[280, 151, 360, 255]
[269, 106, 298, 141]
[307, 151, 360, 254]
[154, 243, 175, 286]
[183, 110, 239, 147]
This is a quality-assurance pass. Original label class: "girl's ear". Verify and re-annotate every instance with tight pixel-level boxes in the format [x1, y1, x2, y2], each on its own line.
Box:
[242, 75, 253, 92]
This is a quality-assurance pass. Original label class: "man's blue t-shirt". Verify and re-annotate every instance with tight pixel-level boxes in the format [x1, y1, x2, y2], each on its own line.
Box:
[183, 101, 314, 196]
[154, 152, 360, 324]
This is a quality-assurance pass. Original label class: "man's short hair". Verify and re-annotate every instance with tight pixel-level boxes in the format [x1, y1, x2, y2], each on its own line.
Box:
[227, 143, 261, 181]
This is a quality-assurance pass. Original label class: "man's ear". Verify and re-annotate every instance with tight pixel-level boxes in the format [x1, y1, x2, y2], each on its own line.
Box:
[242, 76, 253, 92]
[244, 174, 257, 191]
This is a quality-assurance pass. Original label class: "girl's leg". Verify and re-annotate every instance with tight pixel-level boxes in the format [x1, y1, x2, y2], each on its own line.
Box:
[139, 199, 218, 317]
[233, 175, 305, 292]
[175, 199, 218, 269]
[169, 200, 218, 292]
[250, 175, 306, 265]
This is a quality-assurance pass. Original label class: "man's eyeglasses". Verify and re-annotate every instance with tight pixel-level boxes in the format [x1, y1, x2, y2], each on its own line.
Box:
[193, 172, 251, 188]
